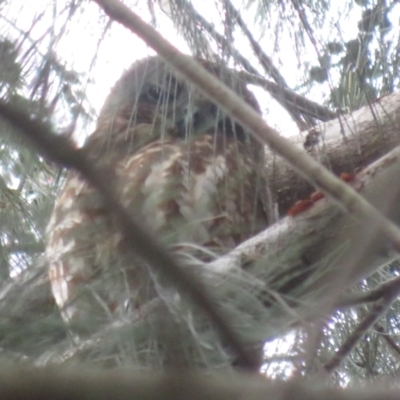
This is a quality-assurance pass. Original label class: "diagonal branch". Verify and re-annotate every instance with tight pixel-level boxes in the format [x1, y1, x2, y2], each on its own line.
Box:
[221, 0, 287, 87]
[0, 101, 257, 371]
[1, 98, 400, 352]
[167, 0, 311, 130]
[375, 324, 400, 359]
[92, 0, 400, 258]
[337, 276, 400, 310]
[241, 72, 337, 122]
[324, 284, 400, 373]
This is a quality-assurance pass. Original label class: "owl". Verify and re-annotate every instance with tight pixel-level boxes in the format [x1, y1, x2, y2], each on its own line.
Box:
[45, 56, 269, 338]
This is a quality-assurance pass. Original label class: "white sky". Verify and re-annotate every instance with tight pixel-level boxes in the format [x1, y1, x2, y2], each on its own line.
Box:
[1, 0, 373, 140]
[4, 0, 400, 136]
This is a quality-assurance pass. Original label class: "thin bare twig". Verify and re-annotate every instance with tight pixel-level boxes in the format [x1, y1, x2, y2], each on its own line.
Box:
[324, 284, 400, 373]
[168, 0, 310, 130]
[375, 324, 400, 359]
[0, 101, 257, 371]
[337, 276, 400, 309]
[221, 0, 317, 128]
[241, 72, 337, 121]
[221, 0, 286, 88]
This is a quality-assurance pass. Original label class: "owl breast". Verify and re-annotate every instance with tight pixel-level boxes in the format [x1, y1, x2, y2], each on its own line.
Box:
[45, 56, 268, 333]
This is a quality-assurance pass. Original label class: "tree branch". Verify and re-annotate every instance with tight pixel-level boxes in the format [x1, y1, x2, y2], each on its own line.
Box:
[0, 100, 257, 370]
[375, 324, 400, 359]
[324, 284, 400, 373]
[207, 143, 400, 335]
[267, 91, 400, 215]
[241, 72, 337, 122]
[167, 0, 315, 129]
[92, 0, 400, 271]
[2, 366, 400, 400]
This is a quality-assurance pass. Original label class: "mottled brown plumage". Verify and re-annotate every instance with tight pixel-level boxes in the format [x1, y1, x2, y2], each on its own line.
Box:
[46, 56, 268, 333]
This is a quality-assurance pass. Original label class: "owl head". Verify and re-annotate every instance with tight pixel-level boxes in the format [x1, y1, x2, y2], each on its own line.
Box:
[88, 56, 261, 158]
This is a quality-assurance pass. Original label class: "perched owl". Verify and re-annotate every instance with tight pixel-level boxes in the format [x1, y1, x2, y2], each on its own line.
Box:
[45, 56, 269, 339]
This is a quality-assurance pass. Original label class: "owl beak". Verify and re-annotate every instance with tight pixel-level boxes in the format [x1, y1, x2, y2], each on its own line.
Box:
[174, 101, 220, 138]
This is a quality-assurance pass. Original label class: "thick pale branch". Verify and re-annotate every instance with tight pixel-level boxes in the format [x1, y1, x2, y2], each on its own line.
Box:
[270, 91, 400, 215]
[208, 144, 400, 333]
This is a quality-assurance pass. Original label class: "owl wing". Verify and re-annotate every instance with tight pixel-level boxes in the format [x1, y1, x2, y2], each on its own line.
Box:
[46, 128, 267, 329]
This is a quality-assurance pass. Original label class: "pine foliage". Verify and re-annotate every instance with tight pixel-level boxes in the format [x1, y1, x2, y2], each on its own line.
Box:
[0, 0, 400, 388]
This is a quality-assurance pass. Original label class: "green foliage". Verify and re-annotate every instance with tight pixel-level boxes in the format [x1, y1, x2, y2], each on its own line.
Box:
[0, 35, 94, 278]
[314, 1, 399, 110]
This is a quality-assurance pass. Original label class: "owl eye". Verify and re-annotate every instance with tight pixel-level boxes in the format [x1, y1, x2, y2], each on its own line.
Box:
[146, 85, 164, 102]
[142, 77, 182, 104]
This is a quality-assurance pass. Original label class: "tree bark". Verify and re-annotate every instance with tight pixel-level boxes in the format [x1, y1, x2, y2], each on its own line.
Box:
[268, 91, 400, 215]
